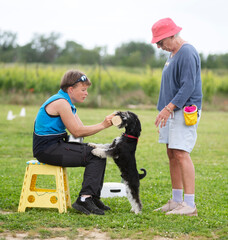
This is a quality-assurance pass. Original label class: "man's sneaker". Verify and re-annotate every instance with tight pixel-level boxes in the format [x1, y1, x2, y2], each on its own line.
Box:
[72, 197, 105, 215]
[93, 197, 111, 211]
[154, 199, 180, 212]
[166, 202, 198, 216]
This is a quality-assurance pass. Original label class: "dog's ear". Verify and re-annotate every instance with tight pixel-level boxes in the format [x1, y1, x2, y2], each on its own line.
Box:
[127, 111, 141, 136]
[118, 111, 128, 121]
[123, 112, 129, 121]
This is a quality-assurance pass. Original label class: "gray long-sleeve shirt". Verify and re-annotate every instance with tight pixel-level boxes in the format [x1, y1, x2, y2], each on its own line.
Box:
[157, 44, 203, 111]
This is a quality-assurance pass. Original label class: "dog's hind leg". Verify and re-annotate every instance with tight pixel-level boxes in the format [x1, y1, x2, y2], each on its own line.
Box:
[124, 181, 142, 214]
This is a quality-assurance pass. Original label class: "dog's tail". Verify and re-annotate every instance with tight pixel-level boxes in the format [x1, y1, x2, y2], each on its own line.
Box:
[139, 168, 147, 180]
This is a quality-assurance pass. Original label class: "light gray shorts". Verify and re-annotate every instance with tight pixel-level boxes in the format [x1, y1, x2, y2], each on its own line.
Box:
[159, 109, 201, 153]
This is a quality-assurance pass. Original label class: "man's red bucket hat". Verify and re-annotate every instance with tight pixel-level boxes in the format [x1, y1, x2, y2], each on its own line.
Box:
[151, 18, 182, 43]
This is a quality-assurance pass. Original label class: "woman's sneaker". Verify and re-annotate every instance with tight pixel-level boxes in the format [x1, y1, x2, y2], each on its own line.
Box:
[93, 197, 111, 211]
[166, 202, 198, 216]
[72, 197, 105, 215]
[154, 199, 180, 212]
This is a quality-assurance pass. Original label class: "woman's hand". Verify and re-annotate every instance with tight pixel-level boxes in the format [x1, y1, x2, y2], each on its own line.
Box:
[101, 113, 115, 128]
[155, 103, 175, 128]
[155, 108, 170, 128]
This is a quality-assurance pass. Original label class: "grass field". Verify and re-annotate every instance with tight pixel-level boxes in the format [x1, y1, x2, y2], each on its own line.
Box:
[0, 104, 227, 239]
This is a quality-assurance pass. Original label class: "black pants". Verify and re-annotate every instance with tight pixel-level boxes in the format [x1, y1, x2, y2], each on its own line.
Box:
[36, 140, 106, 198]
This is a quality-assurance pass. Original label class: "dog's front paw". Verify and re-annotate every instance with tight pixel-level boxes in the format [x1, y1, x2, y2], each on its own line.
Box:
[91, 148, 107, 159]
[88, 143, 98, 148]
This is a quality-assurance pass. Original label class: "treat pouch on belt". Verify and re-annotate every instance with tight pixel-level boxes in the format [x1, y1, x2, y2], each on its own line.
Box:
[183, 105, 198, 126]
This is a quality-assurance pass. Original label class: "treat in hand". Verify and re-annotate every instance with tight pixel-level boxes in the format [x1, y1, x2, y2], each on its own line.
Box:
[111, 115, 122, 126]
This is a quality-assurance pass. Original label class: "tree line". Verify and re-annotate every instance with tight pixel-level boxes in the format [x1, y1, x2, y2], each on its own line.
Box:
[0, 30, 228, 69]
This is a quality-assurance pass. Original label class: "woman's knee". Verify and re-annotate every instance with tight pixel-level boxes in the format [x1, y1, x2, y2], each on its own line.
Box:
[172, 149, 191, 164]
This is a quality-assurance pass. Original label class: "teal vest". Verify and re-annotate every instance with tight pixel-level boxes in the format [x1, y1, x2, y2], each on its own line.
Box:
[34, 89, 76, 136]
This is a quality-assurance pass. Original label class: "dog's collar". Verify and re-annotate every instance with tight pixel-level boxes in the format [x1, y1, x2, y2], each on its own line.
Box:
[122, 133, 139, 142]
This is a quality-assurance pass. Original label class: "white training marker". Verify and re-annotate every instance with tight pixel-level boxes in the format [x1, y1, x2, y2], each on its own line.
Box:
[111, 115, 122, 126]
[7, 110, 16, 120]
[20, 107, 26, 117]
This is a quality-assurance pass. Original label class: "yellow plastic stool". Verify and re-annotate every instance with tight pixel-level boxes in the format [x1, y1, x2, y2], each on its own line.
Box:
[18, 160, 71, 213]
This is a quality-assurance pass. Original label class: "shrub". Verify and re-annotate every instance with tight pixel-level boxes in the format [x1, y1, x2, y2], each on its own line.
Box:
[0, 64, 227, 107]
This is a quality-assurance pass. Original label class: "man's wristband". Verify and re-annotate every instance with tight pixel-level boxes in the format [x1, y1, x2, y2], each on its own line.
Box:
[165, 106, 173, 113]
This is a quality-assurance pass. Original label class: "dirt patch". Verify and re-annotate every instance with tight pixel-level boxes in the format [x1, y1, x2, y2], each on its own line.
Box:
[78, 228, 113, 239]
[0, 228, 202, 240]
[0, 228, 131, 240]
[0, 228, 175, 240]
[0, 210, 13, 215]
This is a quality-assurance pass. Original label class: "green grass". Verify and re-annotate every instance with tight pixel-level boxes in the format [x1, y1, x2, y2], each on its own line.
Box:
[0, 104, 227, 239]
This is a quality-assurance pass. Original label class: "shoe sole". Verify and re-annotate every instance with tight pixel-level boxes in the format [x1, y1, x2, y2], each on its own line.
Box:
[103, 207, 111, 211]
[154, 201, 179, 212]
[93, 199, 111, 211]
[72, 203, 91, 215]
[154, 207, 178, 212]
[72, 203, 105, 215]
[96, 205, 111, 211]
[166, 209, 198, 216]
[187, 210, 198, 216]
[90, 210, 105, 215]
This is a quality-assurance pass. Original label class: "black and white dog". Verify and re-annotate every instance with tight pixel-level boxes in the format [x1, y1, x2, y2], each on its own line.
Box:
[89, 111, 147, 214]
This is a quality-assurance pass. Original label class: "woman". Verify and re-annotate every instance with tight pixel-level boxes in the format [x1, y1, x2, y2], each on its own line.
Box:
[33, 70, 114, 215]
[151, 18, 202, 216]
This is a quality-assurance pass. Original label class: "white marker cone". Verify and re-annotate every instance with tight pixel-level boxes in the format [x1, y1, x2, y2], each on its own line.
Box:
[20, 107, 26, 117]
[7, 110, 16, 120]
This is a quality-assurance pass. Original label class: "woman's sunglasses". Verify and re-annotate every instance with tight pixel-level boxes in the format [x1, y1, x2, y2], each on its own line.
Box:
[65, 75, 87, 88]
[156, 39, 164, 47]
[73, 75, 87, 85]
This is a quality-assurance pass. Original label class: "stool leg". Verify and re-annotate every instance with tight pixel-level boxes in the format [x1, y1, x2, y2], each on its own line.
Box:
[56, 167, 67, 213]
[18, 166, 32, 212]
[63, 168, 71, 208]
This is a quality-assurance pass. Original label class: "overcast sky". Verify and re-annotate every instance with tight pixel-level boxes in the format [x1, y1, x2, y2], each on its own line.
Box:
[1, 0, 228, 56]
